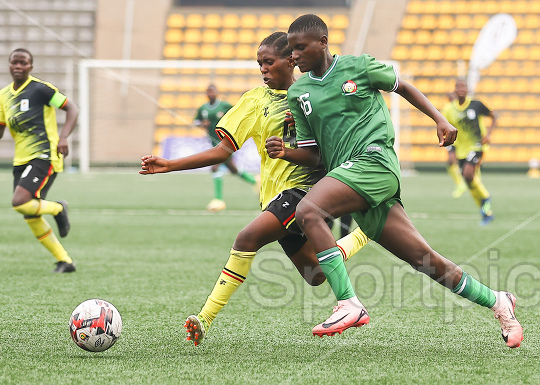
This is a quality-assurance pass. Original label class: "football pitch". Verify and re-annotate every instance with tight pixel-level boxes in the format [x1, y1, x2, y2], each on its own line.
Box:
[0, 169, 539, 384]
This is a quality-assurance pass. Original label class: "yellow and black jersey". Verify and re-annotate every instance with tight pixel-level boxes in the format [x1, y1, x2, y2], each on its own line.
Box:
[216, 86, 326, 210]
[0, 75, 67, 172]
[442, 97, 492, 160]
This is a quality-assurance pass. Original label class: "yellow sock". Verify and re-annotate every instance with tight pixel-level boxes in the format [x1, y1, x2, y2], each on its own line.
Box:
[447, 163, 465, 187]
[337, 227, 369, 261]
[25, 217, 72, 263]
[468, 175, 490, 207]
[14, 199, 62, 216]
[198, 249, 256, 326]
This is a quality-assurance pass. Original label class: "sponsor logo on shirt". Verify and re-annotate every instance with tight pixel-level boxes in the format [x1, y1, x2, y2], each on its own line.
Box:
[341, 80, 357, 95]
[20, 99, 29, 111]
[467, 109, 476, 120]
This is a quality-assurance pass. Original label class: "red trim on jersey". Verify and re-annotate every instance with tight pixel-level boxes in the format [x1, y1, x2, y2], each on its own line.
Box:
[222, 270, 244, 283]
[336, 245, 346, 261]
[215, 128, 239, 151]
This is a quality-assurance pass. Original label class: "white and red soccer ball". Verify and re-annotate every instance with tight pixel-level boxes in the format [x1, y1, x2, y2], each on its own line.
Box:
[69, 299, 122, 352]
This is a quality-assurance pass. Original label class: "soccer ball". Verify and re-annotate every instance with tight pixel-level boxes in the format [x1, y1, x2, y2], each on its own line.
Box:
[69, 299, 122, 352]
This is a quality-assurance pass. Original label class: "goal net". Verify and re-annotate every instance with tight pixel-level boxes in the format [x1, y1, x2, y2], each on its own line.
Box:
[77, 59, 402, 173]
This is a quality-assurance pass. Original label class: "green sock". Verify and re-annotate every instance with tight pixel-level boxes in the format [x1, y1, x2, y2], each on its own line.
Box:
[316, 247, 355, 300]
[451, 271, 496, 308]
[213, 175, 223, 200]
[239, 171, 256, 184]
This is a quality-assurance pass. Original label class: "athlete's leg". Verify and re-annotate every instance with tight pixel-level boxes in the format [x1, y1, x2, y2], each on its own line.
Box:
[296, 177, 370, 336]
[207, 164, 226, 211]
[447, 147, 466, 198]
[378, 203, 522, 347]
[461, 154, 493, 224]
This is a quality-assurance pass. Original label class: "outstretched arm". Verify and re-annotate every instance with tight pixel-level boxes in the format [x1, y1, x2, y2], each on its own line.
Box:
[140, 137, 234, 175]
[265, 136, 320, 167]
[57, 99, 79, 157]
[395, 79, 457, 147]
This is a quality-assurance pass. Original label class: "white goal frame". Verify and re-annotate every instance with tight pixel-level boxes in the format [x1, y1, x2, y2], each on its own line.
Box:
[78, 59, 400, 174]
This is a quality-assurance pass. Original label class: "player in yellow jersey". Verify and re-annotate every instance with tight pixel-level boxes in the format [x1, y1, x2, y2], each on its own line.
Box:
[0, 48, 79, 273]
[442, 79, 497, 225]
[443, 91, 467, 198]
[140, 32, 370, 345]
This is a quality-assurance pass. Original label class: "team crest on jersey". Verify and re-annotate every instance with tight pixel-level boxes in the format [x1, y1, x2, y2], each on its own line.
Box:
[341, 80, 357, 95]
[467, 109, 476, 120]
[20, 99, 29, 111]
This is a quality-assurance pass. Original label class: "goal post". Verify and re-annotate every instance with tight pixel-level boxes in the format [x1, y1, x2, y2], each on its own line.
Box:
[77, 59, 401, 174]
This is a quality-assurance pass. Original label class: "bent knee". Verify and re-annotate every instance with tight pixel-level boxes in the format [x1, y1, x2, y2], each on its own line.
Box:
[233, 228, 260, 252]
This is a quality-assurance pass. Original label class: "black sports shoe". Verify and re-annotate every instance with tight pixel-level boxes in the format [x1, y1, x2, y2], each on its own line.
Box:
[54, 200, 70, 237]
[53, 261, 76, 273]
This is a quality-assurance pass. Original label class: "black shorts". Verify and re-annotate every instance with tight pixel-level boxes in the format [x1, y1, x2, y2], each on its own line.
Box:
[13, 159, 57, 199]
[459, 151, 483, 167]
[264, 188, 333, 258]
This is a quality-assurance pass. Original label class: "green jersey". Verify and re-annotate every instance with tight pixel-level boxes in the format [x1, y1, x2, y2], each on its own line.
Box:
[288, 54, 400, 179]
[194, 99, 233, 144]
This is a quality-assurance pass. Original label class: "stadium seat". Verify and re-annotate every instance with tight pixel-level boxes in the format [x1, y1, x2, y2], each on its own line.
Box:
[204, 14, 222, 29]
[221, 29, 238, 44]
[182, 44, 200, 59]
[331, 14, 349, 29]
[217, 44, 235, 59]
[415, 30, 432, 45]
[419, 15, 437, 30]
[184, 29, 202, 44]
[165, 29, 183, 44]
[277, 14, 295, 29]
[222, 14, 240, 29]
[202, 29, 220, 44]
[240, 14, 258, 29]
[163, 44, 182, 58]
[186, 14, 204, 28]
[396, 30, 414, 45]
[259, 14, 277, 29]
[238, 29, 256, 44]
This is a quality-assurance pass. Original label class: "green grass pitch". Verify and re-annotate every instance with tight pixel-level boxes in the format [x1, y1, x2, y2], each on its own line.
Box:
[0, 169, 539, 384]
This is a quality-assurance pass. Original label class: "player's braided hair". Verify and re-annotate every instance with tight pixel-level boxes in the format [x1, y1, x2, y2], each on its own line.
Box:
[288, 14, 328, 37]
[259, 32, 292, 58]
[9, 48, 33, 64]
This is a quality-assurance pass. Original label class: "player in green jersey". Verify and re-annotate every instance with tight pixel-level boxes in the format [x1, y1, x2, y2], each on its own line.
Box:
[140, 32, 370, 346]
[194, 84, 257, 211]
[0, 48, 78, 273]
[266, 14, 522, 347]
[442, 79, 497, 225]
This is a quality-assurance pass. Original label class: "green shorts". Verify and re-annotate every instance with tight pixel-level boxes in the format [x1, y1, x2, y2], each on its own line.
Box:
[327, 154, 401, 241]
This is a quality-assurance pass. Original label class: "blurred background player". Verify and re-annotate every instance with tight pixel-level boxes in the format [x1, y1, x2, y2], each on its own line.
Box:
[0, 48, 79, 273]
[193, 84, 257, 211]
[141, 32, 369, 345]
[443, 91, 467, 198]
[442, 79, 497, 225]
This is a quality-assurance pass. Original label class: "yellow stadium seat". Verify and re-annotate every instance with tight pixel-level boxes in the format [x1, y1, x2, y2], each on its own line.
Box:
[240, 14, 258, 29]
[401, 15, 420, 30]
[168, 14, 185, 28]
[392, 45, 409, 61]
[217, 44, 235, 59]
[410, 45, 426, 61]
[184, 29, 201, 44]
[415, 30, 432, 45]
[517, 30, 535, 45]
[259, 14, 277, 29]
[407, 0, 424, 13]
[221, 29, 238, 44]
[202, 29, 220, 44]
[438, 15, 454, 30]
[159, 94, 176, 108]
[525, 14, 540, 29]
[200, 44, 217, 59]
[277, 14, 295, 29]
[165, 29, 183, 43]
[455, 15, 473, 29]
[238, 29, 256, 44]
[443, 45, 461, 61]
[439, 1, 456, 13]
[396, 30, 414, 44]
[432, 30, 450, 45]
[332, 30, 346, 45]
[223, 14, 240, 29]
[155, 113, 174, 126]
[204, 14, 222, 29]
[182, 44, 199, 59]
[449, 30, 466, 45]
[236, 44, 254, 60]
[332, 14, 349, 29]
[186, 14, 204, 28]
[426, 45, 444, 61]
[473, 14, 489, 29]
[419, 15, 437, 30]
[163, 44, 181, 58]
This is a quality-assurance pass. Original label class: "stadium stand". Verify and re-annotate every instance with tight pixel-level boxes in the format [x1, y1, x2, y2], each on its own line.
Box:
[392, 0, 540, 164]
[156, 8, 349, 156]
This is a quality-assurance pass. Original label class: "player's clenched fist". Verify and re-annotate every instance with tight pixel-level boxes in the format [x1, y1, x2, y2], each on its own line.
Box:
[139, 155, 170, 174]
[265, 136, 285, 159]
